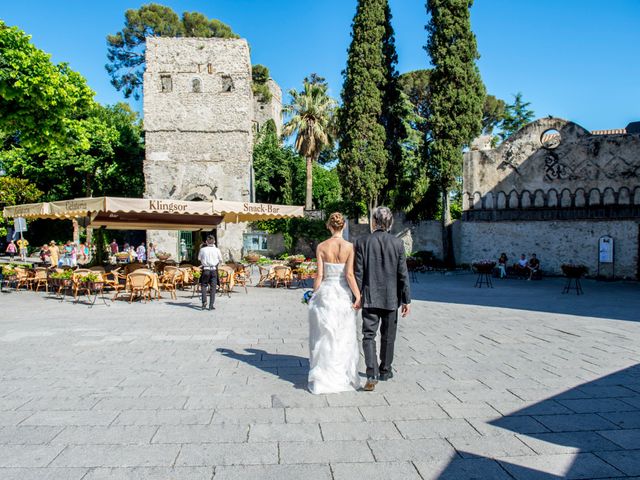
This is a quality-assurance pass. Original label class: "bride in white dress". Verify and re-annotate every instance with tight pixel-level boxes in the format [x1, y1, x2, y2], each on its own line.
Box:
[308, 212, 361, 394]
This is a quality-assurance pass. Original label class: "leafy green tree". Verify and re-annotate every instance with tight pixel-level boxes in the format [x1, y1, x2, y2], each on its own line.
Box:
[251, 64, 272, 103]
[253, 120, 294, 205]
[482, 94, 506, 135]
[499, 92, 535, 141]
[399, 69, 431, 132]
[0, 22, 94, 154]
[426, 0, 486, 219]
[106, 4, 238, 99]
[426, 0, 486, 262]
[0, 176, 43, 237]
[338, 0, 402, 216]
[283, 79, 337, 210]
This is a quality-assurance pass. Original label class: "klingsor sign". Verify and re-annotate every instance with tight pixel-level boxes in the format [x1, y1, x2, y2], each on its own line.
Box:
[148, 200, 188, 212]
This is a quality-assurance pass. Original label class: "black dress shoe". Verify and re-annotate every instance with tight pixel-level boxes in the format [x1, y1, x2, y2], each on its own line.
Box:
[208, 306, 216, 310]
[201, 303, 207, 310]
[379, 371, 394, 381]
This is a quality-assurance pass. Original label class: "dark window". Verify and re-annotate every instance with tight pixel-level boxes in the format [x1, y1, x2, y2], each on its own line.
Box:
[160, 75, 172, 93]
[221, 75, 234, 92]
[192, 78, 202, 93]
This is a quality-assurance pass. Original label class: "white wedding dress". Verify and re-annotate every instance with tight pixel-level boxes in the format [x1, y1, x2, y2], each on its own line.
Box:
[308, 263, 361, 394]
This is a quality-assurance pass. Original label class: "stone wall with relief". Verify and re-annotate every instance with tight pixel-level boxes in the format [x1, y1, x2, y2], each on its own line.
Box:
[460, 117, 640, 278]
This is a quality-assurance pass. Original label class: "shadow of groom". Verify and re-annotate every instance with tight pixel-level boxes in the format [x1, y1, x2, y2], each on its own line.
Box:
[216, 348, 309, 390]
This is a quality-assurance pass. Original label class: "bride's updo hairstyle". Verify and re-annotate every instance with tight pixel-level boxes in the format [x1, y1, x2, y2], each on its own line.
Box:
[327, 212, 345, 232]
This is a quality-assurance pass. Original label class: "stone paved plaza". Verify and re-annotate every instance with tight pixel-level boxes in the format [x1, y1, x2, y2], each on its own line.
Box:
[1, 273, 640, 479]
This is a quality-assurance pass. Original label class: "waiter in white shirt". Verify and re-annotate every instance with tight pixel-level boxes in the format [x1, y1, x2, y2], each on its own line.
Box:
[198, 235, 223, 310]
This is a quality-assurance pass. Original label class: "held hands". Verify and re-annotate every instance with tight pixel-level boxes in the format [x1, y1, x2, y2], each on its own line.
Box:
[352, 296, 362, 311]
[401, 303, 411, 318]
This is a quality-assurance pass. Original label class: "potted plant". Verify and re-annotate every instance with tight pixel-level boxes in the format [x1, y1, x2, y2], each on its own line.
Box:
[561, 263, 588, 278]
[245, 252, 260, 263]
[472, 260, 496, 274]
[286, 254, 305, 266]
[156, 251, 172, 261]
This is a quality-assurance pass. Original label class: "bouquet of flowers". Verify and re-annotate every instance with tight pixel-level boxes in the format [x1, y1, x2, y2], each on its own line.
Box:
[301, 290, 314, 305]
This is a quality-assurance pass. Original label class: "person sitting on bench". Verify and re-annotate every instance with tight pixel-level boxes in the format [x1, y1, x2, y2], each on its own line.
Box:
[514, 254, 528, 278]
[527, 253, 540, 280]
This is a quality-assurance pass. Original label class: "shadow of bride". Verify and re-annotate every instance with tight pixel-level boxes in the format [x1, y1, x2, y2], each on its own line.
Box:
[216, 348, 309, 389]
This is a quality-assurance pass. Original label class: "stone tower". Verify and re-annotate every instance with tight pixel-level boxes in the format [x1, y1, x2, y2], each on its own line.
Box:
[143, 37, 282, 259]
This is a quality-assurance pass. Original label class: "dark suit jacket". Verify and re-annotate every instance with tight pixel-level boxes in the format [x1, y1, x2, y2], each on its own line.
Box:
[355, 229, 411, 311]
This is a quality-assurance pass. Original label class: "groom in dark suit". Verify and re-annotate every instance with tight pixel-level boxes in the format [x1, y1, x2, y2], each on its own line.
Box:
[355, 206, 411, 392]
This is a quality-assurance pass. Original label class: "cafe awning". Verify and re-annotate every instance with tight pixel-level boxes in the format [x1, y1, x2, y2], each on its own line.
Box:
[3, 197, 304, 230]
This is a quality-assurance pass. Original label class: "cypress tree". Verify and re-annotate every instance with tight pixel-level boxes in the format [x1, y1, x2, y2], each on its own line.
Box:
[425, 0, 485, 259]
[338, 0, 393, 216]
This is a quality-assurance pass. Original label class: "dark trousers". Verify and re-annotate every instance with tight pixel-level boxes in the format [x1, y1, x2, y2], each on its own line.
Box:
[200, 269, 217, 308]
[362, 307, 398, 378]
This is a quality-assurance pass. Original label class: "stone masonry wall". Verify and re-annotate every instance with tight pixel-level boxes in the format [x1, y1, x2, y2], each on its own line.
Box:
[143, 37, 257, 260]
[459, 220, 639, 279]
[253, 79, 283, 136]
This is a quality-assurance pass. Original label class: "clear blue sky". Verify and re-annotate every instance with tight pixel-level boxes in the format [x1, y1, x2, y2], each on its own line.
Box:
[3, 0, 639, 131]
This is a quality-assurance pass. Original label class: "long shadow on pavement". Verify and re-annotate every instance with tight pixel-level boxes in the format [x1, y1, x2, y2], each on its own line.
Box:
[410, 273, 640, 322]
[434, 364, 640, 479]
[216, 347, 309, 390]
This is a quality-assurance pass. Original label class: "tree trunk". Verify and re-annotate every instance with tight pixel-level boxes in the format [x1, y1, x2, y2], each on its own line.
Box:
[305, 156, 313, 210]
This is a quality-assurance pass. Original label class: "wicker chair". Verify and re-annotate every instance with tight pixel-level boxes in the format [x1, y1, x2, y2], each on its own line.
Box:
[217, 265, 235, 297]
[72, 269, 93, 300]
[14, 267, 30, 290]
[159, 270, 179, 300]
[272, 266, 292, 289]
[30, 267, 49, 292]
[163, 266, 184, 289]
[127, 272, 152, 303]
[257, 265, 274, 287]
[233, 264, 250, 293]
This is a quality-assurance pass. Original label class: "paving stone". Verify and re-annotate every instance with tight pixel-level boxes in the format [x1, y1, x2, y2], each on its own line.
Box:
[595, 450, 640, 476]
[50, 444, 181, 467]
[448, 434, 535, 458]
[93, 396, 189, 410]
[175, 442, 278, 466]
[214, 464, 331, 480]
[50, 426, 158, 445]
[285, 407, 363, 423]
[83, 467, 214, 479]
[331, 461, 422, 480]
[368, 438, 455, 462]
[599, 411, 640, 429]
[0, 426, 63, 444]
[320, 421, 402, 440]
[249, 423, 321, 442]
[557, 398, 638, 413]
[359, 404, 448, 422]
[394, 418, 480, 439]
[498, 452, 624, 479]
[279, 440, 373, 463]
[113, 409, 213, 426]
[152, 424, 248, 444]
[517, 431, 623, 454]
[0, 467, 89, 480]
[415, 457, 513, 480]
[439, 402, 501, 418]
[20, 410, 120, 427]
[533, 413, 619, 432]
[0, 411, 34, 426]
[0, 445, 65, 467]
[598, 429, 640, 449]
[212, 408, 284, 424]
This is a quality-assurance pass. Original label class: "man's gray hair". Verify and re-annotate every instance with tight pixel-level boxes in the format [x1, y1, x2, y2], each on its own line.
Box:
[372, 206, 394, 232]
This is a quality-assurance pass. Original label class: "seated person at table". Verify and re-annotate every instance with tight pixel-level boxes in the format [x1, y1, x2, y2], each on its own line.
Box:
[527, 253, 540, 280]
[497, 253, 508, 278]
[514, 254, 528, 278]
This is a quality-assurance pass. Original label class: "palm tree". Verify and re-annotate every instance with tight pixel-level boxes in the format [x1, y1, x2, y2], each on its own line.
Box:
[283, 79, 336, 210]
